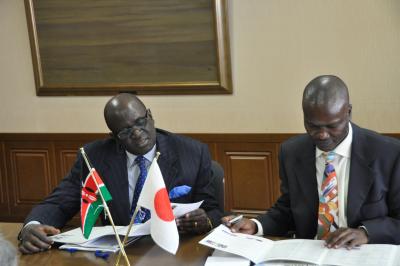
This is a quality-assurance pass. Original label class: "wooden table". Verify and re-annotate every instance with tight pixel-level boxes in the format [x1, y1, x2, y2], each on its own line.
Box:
[0, 223, 213, 266]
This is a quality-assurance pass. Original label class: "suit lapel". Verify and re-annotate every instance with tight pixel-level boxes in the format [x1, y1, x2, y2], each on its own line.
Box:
[101, 147, 130, 225]
[347, 124, 375, 226]
[156, 132, 178, 190]
[294, 138, 319, 218]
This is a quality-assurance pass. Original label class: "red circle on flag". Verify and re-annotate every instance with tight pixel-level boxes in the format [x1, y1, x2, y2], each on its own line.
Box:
[154, 188, 174, 222]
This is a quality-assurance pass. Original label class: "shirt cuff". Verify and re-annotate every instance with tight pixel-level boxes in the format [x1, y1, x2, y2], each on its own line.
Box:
[18, 221, 41, 241]
[251, 218, 264, 236]
[25, 221, 41, 227]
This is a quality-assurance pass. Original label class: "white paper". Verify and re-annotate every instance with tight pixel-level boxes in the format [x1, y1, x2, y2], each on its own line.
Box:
[212, 249, 243, 258]
[116, 221, 150, 237]
[206, 249, 251, 266]
[322, 244, 399, 266]
[253, 263, 289, 266]
[205, 256, 251, 266]
[59, 235, 140, 253]
[171, 200, 203, 218]
[260, 239, 327, 264]
[50, 226, 118, 244]
[199, 225, 274, 263]
[60, 244, 119, 253]
[52, 223, 148, 253]
[199, 225, 400, 266]
[50, 222, 150, 247]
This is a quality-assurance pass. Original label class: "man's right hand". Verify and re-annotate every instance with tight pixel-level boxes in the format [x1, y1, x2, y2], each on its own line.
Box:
[221, 215, 257, 235]
[19, 224, 60, 254]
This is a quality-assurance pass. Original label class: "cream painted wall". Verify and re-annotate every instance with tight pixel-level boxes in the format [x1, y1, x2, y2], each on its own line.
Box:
[0, 0, 399, 133]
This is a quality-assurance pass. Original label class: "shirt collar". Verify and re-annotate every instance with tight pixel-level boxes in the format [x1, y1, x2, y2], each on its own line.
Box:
[126, 144, 157, 167]
[316, 122, 353, 159]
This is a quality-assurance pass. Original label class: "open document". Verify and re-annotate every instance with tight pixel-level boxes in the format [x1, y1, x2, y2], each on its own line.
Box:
[48, 201, 203, 252]
[49, 222, 150, 252]
[59, 234, 140, 253]
[199, 225, 400, 266]
[204, 250, 251, 266]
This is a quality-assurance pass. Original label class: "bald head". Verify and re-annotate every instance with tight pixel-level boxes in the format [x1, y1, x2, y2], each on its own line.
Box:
[302, 75, 352, 151]
[302, 75, 349, 113]
[104, 93, 146, 130]
[104, 93, 156, 155]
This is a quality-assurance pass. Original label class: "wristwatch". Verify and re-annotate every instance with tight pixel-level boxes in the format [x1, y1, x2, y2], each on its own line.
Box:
[358, 225, 369, 238]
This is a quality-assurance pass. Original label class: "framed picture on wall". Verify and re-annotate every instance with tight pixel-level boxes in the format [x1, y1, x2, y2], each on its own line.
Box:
[24, 0, 232, 96]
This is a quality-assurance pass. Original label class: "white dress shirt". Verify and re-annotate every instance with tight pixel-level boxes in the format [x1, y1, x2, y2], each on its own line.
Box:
[126, 144, 156, 207]
[253, 123, 353, 236]
[315, 123, 352, 231]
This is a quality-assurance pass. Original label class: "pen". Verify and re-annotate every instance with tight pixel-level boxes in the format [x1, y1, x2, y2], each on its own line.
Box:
[228, 215, 243, 225]
[95, 250, 110, 260]
[66, 248, 77, 253]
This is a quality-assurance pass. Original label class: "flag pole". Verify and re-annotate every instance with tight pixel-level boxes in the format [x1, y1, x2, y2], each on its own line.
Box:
[115, 152, 161, 266]
[80, 148, 131, 266]
[115, 205, 140, 266]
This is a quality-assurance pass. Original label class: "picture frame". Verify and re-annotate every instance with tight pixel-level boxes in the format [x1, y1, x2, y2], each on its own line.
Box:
[24, 0, 232, 96]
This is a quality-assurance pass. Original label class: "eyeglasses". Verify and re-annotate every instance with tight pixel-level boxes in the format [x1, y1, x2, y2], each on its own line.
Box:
[117, 109, 151, 140]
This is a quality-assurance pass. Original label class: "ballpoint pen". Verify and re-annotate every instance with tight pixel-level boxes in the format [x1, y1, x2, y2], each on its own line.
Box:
[228, 215, 243, 225]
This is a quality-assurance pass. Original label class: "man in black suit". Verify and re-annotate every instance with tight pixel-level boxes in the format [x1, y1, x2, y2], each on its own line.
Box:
[20, 93, 221, 254]
[224, 75, 400, 248]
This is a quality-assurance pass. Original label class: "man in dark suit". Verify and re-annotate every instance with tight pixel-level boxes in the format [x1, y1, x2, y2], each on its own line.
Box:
[20, 93, 221, 254]
[223, 75, 400, 248]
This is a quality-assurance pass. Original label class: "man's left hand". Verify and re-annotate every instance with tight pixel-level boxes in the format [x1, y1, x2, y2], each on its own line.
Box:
[325, 227, 368, 249]
[176, 208, 211, 234]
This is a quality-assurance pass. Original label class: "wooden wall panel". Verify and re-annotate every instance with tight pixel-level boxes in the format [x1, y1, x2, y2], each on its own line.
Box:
[54, 142, 83, 185]
[53, 136, 104, 182]
[216, 142, 280, 216]
[0, 133, 398, 222]
[227, 152, 273, 213]
[59, 151, 77, 177]
[0, 142, 8, 216]
[11, 151, 51, 201]
[4, 141, 55, 221]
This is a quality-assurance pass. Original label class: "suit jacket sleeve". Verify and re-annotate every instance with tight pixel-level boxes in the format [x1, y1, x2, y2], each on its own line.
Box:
[24, 152, 83, 228]
[256, 144, 295, 236]
[346, 126, 400, 244]
[192, 143, 222, 227]
[361, 153, 400, 244]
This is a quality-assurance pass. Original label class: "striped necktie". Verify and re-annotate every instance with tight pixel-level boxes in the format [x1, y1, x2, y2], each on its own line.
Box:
[130, 155, 151, 223]
[317, 151, 339, 239]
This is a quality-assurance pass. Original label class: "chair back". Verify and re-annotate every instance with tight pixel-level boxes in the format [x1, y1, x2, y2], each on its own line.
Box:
[211, 160, 224, 212]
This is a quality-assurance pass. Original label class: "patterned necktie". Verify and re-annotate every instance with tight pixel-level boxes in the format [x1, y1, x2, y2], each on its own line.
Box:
[317, 151, 339, 239]
[130, 155, 151, 223]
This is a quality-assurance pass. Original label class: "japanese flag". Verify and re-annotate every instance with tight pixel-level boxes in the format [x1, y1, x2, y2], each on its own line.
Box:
[137, 158, 179, 254]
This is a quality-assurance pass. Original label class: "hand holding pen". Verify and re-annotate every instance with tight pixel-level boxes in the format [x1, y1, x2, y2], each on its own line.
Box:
[221, 214, 257, 235]
[226, 215, 243, 226]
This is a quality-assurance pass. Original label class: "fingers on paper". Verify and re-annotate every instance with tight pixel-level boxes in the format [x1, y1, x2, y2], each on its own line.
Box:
[325, 228, 368, 249]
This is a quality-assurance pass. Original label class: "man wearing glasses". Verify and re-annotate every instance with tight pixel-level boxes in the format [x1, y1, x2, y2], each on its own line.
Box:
[19, 93, 221, 254]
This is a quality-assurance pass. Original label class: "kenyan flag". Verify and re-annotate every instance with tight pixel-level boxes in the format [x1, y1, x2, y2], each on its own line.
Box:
[81, 168, 112, 239]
